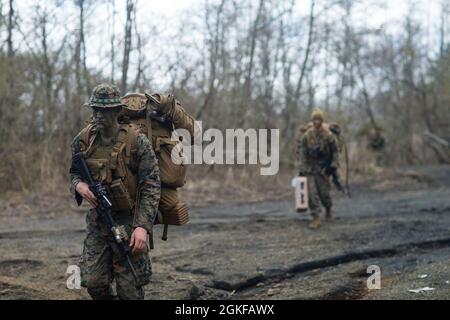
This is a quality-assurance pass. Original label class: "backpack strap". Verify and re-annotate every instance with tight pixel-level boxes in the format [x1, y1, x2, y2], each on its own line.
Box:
[110, 129, 127, 177]
[146, 108, 153, 142]
[118, 124, 139, 166]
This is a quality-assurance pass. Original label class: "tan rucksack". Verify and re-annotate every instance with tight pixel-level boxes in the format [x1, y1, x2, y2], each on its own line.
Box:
[120, 92, 196, 241]
[296, 121, 344, 153]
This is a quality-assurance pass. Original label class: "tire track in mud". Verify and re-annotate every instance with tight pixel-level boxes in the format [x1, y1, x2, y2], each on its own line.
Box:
[205, 237, 450, 294]
[0, 280, 47, 300]
[0, 259, 44, 277]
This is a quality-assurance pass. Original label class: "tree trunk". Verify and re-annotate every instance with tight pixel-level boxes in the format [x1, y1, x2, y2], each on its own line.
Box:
[7, 0, 14, 58]
[121, 0, 134, 94]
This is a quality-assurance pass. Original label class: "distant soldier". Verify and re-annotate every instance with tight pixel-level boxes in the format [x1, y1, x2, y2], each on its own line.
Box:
[367, 128, 386, 166]
[298, 109, 340, 230]
[69, 84, 161, 300]
[367, 128, 385, 151]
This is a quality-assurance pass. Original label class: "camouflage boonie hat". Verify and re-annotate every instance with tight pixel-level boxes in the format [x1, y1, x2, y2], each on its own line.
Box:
[85, 83, 124, 108]
[311, 108, 325, 121]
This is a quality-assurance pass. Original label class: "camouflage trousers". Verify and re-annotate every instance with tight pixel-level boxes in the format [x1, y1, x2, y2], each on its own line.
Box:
[306, 173, 332, 218]
[79, 210, 152, 300]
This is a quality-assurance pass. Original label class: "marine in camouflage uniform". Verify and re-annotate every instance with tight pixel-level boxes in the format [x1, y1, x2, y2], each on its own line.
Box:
[69, 84, 161, 300]
[367, 128, 386, 166]
[298, 109, 340, 230]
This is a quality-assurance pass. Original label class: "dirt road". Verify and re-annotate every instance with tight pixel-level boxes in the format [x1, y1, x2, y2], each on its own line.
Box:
[1, 166, 450, 300]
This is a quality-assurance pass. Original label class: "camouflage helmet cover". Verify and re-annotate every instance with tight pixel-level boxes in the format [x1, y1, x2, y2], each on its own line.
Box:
[85, 83, 124, 108]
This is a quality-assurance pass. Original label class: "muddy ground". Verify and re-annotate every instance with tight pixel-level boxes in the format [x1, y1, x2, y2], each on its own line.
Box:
[0, 166, 450, 300]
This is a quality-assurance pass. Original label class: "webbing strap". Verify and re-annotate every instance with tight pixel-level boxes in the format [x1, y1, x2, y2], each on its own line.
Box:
[116, 126, 133, 166]
[110, 149, 120, 171]
[146, 109, 153, 143]
[81, 124, 98, 157]
[162, 224, 168, 241]
[85, 134, 98, 157]
[154, 137, 161, 153]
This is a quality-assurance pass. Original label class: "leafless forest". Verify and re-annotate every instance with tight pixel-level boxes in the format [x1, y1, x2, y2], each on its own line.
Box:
[1, 0, 450, 194]
[2, 1, 450, 301]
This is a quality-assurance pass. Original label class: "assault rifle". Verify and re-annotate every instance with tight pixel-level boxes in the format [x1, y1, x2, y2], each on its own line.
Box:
[319, 159, 345, 193]
[309, 146, 351, 197]
[72, 152, 139, 283]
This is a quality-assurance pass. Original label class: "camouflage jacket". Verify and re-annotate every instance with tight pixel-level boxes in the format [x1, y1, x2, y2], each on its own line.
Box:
[70, 129, 161, 234]
[298, 126, 340, 174]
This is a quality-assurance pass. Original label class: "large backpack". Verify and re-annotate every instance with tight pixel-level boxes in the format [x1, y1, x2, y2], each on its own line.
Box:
[297, 122, 343, 151]
[120, 93, 196, 241]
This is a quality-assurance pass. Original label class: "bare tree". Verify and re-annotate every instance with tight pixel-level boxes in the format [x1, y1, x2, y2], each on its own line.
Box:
[1, 0, 450, 192]
[7, 0, 14, 57]
[195, 0, 226, 120]
[121, 0, 135, 93]
[110, 0, 117, 83]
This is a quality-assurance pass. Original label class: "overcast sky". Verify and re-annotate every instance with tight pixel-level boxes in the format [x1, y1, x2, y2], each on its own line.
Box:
[122, 0, 442, 33]
[8, 0, 446, 90]
[12, 0, 444, 51]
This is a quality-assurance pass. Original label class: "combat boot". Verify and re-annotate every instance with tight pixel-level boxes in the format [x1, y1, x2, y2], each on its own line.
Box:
[325, 208, 333, 222]
[309, 217, 321, 230]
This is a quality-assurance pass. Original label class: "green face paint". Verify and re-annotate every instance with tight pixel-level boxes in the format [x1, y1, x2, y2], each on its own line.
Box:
[93, 107, 121, 129]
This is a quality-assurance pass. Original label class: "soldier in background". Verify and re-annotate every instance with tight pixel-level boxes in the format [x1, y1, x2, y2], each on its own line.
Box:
[367, 128, 386, 166]
[298, 109, 340, 230]
[69, 84, 161, 300]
